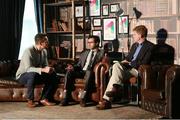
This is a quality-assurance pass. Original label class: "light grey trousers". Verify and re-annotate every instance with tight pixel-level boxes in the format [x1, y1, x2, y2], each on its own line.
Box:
[103, 62, 138, 101]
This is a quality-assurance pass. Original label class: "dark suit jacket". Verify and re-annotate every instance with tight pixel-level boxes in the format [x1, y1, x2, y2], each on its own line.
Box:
[74, 49, 104, 71]
[150, 43, 174, 65]
[126, 40, 154, 69]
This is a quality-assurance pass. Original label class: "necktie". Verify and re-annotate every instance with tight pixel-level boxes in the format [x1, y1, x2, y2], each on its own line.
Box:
[88, 51, 94, 69]
[83, 50, 95, 71]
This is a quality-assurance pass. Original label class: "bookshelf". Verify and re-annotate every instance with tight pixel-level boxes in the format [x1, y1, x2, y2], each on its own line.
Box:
[43, 0, 88, 60]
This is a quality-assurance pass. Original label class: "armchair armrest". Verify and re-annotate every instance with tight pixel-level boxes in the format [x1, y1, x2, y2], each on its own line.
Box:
[138, 65, 152, 90]
[93, 61, 110, 101]
[94, 62, 109, 85]
[165, 65, 180, 118]
[165, 65, 180, 85]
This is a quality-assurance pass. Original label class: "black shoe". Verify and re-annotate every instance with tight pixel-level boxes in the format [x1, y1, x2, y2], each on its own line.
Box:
[80, 99, 87, 107]
[60, 99, 69, 106]
[61, 90, 71, 106]
[48, 99, 60, 105]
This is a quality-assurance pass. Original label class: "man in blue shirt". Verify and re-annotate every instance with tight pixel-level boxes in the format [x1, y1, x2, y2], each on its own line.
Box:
[96, 25, 154, 110]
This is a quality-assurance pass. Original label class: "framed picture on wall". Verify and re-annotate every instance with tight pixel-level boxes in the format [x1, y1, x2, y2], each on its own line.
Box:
[103, 18, 116, 41]
[118, 15, 129, 34]
[89, 0, 101, 16]
[75, 6, 83, 17]
[102, 4, 109, 16]
[93, 18, 101, 27]
[110, 3, 119, 13]
[92, 30, 102, 47]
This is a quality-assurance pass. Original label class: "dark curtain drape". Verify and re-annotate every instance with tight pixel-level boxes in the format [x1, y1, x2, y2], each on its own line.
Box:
[34, 0, 43, 33]
[0, 0, 25, 61]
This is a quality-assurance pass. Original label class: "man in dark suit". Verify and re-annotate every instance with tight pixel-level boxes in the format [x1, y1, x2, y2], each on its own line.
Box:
[96, 25, 154, 110]
[61, 35, 104, 107]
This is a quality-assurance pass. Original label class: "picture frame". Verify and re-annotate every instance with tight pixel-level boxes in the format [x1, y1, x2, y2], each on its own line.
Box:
[93, 18, 101, 27]
[102, 4, 109, 16]
[118, 15, 129, 34]
[89, 0, 101, 16]
[103, 18, 117, 41]
[110, 3, 119, 13]
[75, 6, 83, 17]
[92, 30, 102, 47]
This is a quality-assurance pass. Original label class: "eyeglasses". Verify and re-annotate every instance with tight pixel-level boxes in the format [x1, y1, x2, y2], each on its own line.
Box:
[87, 41, 95, 44]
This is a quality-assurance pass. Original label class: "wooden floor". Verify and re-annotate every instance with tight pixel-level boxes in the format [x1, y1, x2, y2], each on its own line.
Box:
[0, 102, 162, 119]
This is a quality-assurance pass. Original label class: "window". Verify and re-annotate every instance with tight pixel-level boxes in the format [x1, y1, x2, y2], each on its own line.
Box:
[18, 0, 37, 59]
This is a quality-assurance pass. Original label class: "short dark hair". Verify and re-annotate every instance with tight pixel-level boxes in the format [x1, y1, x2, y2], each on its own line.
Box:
[156, 28, 168, 39]
[88, 35, 100, 44]
[133, 25, 148, 38]
[34, 33, 48, 44]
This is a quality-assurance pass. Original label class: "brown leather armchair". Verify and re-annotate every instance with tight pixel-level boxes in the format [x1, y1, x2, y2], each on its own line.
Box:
[100, 61, 139, 103]
[139, 64, 180, 118]
[54, 61, 109, 103]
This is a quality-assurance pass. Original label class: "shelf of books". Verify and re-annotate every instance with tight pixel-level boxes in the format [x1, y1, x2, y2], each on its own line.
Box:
[43, 0, 88, 60]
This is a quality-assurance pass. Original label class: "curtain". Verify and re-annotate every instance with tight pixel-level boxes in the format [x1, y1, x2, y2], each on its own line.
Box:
[0, 0, 25, 60]
[34, 0, 43, 33]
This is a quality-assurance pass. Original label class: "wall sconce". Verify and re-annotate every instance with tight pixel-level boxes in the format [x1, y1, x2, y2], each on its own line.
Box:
[115, 7, 142, 53]
[133, 7, 142, 19]
[115, 7, 124, 16]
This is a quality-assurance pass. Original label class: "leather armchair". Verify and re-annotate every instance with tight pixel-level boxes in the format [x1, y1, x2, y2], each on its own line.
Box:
[100, 60, 139, 103]
[139, 64, 180, 118]
[54, 61, 109, 102]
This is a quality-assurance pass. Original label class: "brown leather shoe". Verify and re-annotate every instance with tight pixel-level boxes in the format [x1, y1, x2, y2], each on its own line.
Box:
[96, 100, 112, 110]
[40, 99, 55, 106]
[27, 100, 37, 108]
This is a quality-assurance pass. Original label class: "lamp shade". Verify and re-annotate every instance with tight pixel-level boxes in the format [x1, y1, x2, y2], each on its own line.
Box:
[133, 7, 142, 19]
[115, 7, 124, 16]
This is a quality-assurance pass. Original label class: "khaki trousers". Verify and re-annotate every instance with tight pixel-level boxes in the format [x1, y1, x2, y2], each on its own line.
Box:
[103, 62, 138, 101]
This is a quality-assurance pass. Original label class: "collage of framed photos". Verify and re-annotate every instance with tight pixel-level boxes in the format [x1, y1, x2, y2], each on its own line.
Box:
[89, 0, 129, 47]
[75, 0, 129, 47]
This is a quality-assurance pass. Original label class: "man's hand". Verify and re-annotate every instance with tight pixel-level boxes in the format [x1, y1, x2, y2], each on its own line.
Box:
[121, 60, 130, 64]
[41, 66, 55, 74]
[120, 60, 132, 69]
[65, 64, 74, 71]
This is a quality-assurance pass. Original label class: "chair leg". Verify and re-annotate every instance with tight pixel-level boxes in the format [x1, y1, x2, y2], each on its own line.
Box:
[129, 83, 139, 105]
[129, 76, 140, 106]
